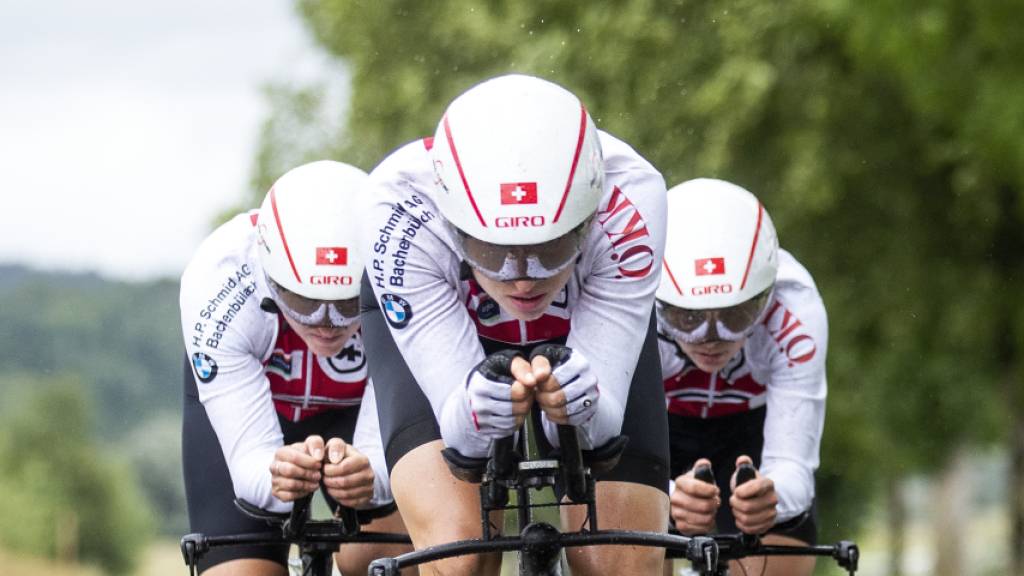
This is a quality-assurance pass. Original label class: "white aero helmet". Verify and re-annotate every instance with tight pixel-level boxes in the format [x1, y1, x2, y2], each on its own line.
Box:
[430, 74, 605, 280]
[257, 160, 367, 310]
[656, 179, 779, 342]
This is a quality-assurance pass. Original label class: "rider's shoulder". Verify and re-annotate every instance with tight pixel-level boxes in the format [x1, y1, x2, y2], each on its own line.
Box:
[594, 131, 667, 226]
[773, 249, 825, 312]
[180, 211, 267, 323]
[182, 211, 259, 286]
[752, 248, 828, 359]
[368, 139, 435, 189]
[597, 131, 661, 179]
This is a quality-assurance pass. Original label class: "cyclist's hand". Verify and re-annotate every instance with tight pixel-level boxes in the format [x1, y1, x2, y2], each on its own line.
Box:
[466, 350, 535, 438]
[322, 438, 375, 508]
[670, 458, 720, 534]
[270, 435, 324, 502]
[729, 455, 777, 535]
[508, 355, 537, 425]
[530, 346, 599, 426]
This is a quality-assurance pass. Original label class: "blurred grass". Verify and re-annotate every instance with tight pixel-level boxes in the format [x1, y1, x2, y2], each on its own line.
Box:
[0, 547, 102, 576]
[1, 539, 192, 576]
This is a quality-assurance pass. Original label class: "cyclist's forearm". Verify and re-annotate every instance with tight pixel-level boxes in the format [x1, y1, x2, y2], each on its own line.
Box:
[761, 459, 814, 523]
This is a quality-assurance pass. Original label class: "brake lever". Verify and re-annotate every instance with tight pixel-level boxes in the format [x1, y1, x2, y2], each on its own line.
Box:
[179, 534, 208, 576]
[835, 540, 860, 574]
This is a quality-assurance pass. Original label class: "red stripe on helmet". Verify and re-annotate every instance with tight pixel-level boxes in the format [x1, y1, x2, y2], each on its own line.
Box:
[552, 103, 589, 223]
[270, 187, 303, 284]
[663, 258, 683, 295]
[423, 136, 434, 150]
[738, 202, 764, 291]
[443, 115, 487, 228]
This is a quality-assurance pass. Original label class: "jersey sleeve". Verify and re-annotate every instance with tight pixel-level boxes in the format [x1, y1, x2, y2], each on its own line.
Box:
[179, 218, 290, 513]
[352, 380, 393, 505]
[758, 265, 829, 523]
[559, 133, 668, 449]
[360, 141, 490, 457]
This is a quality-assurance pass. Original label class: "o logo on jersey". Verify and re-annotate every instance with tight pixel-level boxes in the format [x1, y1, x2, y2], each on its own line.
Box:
[476, 298, 502, 326]
[380, 294, 413, 329]
[192, 352, 219, 383]
[324, 333, 368, 376]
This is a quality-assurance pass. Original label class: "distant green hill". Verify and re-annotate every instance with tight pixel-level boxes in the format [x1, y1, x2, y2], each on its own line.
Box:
[0, 264, 182, 439]
[0, 264, 188, 537]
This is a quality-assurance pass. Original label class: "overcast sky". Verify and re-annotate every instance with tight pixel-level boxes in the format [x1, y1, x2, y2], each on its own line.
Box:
[0, 0, 345, 281]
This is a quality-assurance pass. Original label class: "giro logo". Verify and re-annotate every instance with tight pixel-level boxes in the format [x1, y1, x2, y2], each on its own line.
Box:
[316, 247, 347, 266]
[309, 272, 354, 282]
[691, 284, 733, 296]
[310, 275, 353, 285]
[500, 182, 538, 205]
[695, 258, 726, 276]
[495, 215, 546, 228]
[380, 293, 413, 329]
[191, 352, 219, 384]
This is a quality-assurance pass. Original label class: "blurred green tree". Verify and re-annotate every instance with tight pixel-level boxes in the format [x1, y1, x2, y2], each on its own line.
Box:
[0, 376, 153, 575]
[0, 267, 186, 537]
[253, 0, 1022, 570]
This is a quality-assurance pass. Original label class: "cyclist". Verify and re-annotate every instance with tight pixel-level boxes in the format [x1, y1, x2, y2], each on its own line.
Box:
[179, 161, 410, 575]
[359, 74, 670, 575]
[657, 178, 827, 576]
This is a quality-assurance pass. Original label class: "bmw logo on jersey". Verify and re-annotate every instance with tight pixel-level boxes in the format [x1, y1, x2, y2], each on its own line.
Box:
[380, 293, 413, 329]
[192, 352, 219, 383]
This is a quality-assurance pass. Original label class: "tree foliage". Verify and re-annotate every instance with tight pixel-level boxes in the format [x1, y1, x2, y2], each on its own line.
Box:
[251, 0, 1022, 541]
[0, 378, 153, 574]
[0, 266, 188, 537]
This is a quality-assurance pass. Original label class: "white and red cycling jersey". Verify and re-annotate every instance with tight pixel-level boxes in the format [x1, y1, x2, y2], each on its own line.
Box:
[264, 312, 368, 422]
[363, 131, 667, 458]
[659, 249, 828, 522]
[179, 211, 388, 513]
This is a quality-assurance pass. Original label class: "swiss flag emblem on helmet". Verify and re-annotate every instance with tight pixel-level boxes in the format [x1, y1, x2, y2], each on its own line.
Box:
[316, 247, 348, 266]
[695, 257, 725, 276]
[500, 182, 538, 205]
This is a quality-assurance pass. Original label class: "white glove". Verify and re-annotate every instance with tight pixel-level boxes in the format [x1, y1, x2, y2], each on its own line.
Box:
[463, 349, 524, 439]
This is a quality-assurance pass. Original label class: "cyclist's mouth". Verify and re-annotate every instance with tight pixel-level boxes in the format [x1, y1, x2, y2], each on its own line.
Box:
[693, 350, 726, 363]
[507, 292, 546, 312]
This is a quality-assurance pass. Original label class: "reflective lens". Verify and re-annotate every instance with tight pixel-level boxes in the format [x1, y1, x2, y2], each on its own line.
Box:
[265, 276, 360, 327]
[453, 220, 588, 282]
[657, 288, 773, 344]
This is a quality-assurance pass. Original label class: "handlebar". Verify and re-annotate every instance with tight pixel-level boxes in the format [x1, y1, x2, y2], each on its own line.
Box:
[372, 346, 860, 575]
[180, 497, 408, 575]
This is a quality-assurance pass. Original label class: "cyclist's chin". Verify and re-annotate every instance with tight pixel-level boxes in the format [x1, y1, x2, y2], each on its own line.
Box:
[307, 340, 346, 358]
[680, 340, 744, 372]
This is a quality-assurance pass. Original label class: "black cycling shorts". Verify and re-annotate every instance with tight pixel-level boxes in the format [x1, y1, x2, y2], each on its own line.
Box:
[182, 357, 361, 571]
[668, 406, 818, 544]
[360, 273, 670, 494]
